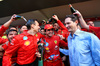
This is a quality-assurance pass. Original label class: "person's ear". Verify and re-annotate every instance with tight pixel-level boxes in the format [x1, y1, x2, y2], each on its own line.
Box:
[75, 20, 78, 24]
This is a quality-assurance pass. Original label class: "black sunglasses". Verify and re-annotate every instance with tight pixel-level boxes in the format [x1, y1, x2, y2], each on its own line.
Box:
[47, 28, 54, 31]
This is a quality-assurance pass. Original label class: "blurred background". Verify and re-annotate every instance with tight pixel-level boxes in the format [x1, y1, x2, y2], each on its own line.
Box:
[0, 0, 100, 27]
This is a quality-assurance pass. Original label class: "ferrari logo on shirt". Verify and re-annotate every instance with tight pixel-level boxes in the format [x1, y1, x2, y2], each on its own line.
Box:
[35, 34, 38, 37]
[61, 31, 63, 34]
[54, 40, 57, 44]
[24, 41, 30, 46]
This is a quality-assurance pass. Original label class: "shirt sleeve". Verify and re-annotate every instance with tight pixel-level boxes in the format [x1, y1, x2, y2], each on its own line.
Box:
[57, 20, 68, 31]
[59, 48, 69, 56]
[90, 34, 100, 66]
[59, 39, 68, 48]
[40, 34, 45, 38]
[0, 37, 7, 44]
[0, 25, 8, 36]
[2, 44, 8, 50]
[89, 26, 100, 33]
[2, 37, 19, 66]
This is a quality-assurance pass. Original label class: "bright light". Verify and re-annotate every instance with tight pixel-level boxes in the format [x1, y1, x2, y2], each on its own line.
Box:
[0, 0, 3, 1]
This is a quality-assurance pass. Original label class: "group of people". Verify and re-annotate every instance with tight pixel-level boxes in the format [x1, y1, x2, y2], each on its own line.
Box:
[0, 10, 100, 66]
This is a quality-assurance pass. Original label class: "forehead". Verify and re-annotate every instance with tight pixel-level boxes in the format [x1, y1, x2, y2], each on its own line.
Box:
[54, 23, 58, 25]
[8, 31, 17, 34]
[41, 30, 44, 31]
[10, 27, 17, 30]
[65, 17, 72, 23]
[22, 26, 27, 28]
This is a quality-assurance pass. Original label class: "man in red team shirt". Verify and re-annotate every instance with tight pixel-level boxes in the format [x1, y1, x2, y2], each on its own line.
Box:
[42, 24, 67, 66]
[74, 10, 100, 39]
[3, 19, 42, 66]
[0, 14, 19, 66]
[0, 29, 18, 54]
[0, 29, 18, 66]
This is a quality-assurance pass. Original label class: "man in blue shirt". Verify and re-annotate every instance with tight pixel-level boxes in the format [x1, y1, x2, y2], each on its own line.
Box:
[64, 14, 100, 66]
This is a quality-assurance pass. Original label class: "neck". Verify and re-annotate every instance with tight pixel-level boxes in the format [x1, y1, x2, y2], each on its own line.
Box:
[71, 27, 78, 37]
[46, 35, 52, 38]
[27, 30, 37, 36]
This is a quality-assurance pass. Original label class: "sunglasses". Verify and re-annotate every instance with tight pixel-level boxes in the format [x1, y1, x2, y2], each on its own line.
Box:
[47, 28, 54, 31]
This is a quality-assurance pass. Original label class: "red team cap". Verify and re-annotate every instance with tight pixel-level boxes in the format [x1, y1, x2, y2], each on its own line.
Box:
[44, 24, 53, 30]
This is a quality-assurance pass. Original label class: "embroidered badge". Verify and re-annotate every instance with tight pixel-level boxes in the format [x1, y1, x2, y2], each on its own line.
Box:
[24, 41, 30, 46]
[55, 45, 58, 50]
[45, 47, 50, 52]
[54, 40, 57, 44]
[46, 47, 49, 50]
[61, 31, 63, 34]
[35, 34, 38, 37]
[44, 42, 49, 46]
[23, 36, 28, 40]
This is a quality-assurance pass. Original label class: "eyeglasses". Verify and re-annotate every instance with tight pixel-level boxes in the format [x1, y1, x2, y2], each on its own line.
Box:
[47, 28, 53, 31]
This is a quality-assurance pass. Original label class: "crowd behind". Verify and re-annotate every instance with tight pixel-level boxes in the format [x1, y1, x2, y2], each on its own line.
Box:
[0, 10, 100, 66]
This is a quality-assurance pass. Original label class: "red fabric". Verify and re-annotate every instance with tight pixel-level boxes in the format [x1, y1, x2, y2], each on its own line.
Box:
[0, 25, 8, 36]
[57, 20, 68, 31]
[43, 35, 67, 65]
[54, 29, 69, 39]
[53, 20, 70, 41]
[89, 26, 100, 39]
[3, 31, 43, 66]
[44, 24, 53, 30]
[0, 37, 7, 44]
[44, 59, 64, 66]
[0, 37, 17, 65]
[56, 20, 70, 38]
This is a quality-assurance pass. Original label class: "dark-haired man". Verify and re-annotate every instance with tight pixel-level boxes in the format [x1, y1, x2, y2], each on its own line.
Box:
[3, 19, 43, 66]
[2, 29, 18, 65]
[0, 14, 20, 66]
[0, 29, 18, 66]
[64, 14, 100, 66]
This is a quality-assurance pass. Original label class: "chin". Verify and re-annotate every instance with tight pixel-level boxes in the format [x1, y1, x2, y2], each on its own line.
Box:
[48, 34, 53, 37]
[35, 30, 38, 33]
[68, 30, 72, 32]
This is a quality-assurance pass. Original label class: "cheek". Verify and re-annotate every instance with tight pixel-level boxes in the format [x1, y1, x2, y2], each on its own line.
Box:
[65, 24, 68, 27]
[46, 31, 49, 34]
[8, 36, 12, 39]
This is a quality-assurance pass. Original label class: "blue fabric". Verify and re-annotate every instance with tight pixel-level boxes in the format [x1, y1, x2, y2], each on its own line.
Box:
[59, 48, 69, 56]
[68, 29, 100, 66]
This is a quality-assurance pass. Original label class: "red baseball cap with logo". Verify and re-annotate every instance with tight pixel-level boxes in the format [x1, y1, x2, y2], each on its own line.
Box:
[44, 24, 53, 30]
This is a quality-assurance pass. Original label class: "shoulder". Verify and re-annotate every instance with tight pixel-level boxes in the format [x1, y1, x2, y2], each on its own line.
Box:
[13, 33, 25, 40]
[79, 30, 98, 40]
[89, 26, 100, 29]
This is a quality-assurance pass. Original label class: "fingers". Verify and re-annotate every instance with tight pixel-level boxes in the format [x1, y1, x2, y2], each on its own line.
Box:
[73, 10, 82, 18]
[52, 15, 59, 21]
[35, 52, 41, 58]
